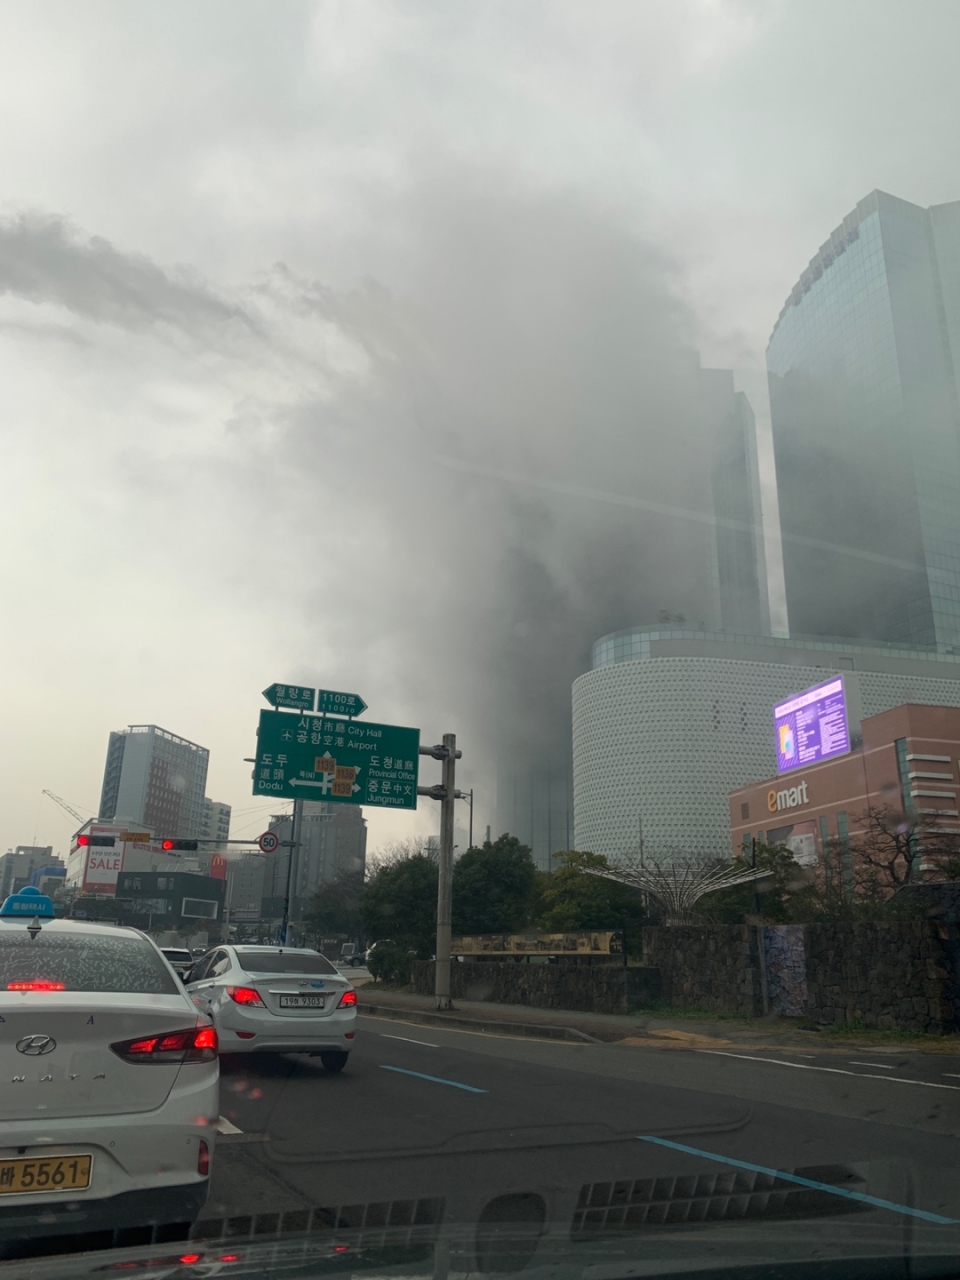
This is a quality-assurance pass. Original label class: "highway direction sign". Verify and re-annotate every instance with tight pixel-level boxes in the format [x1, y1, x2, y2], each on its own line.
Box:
[316, 689, 368, 718]
[252, 710, 419, 809]
[263, 683, 315, 712]
[258, 831, 281, 854]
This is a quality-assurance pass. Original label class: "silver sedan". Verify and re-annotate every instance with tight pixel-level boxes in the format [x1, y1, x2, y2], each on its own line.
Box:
[185, 945, 356, 1071]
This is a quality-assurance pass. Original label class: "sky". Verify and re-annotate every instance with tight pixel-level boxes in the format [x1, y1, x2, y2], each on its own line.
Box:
[3, 0, 960, 862]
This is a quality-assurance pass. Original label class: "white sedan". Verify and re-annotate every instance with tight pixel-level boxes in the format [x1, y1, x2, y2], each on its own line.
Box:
[185, 945, 357, 1070]
[0, 888, 219, 1257]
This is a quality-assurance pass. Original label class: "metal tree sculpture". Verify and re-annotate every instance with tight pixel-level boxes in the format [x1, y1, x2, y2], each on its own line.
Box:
[587, 856, 770, 925]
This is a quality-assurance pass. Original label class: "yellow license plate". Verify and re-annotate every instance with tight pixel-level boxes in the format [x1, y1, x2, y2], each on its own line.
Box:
[0, 1155, 92, 1195]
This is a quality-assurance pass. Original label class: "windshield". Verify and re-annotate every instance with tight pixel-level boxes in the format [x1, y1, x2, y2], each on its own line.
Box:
[0, 931, 179, 994]
[235, 951, 338, 975]
[6, 2, 960, 1276]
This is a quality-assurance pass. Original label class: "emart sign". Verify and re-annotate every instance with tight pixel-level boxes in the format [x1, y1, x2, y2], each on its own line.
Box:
[767, 779, 809, 813]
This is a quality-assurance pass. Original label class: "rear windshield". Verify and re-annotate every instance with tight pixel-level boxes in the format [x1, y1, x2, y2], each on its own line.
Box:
[162, 950, 193, 963]
[235, 950, 338, 976]
[0, 931, 179, 994]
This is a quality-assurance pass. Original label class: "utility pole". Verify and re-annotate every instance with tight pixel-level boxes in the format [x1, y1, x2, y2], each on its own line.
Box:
[417, 734, 462, 1011]
[280, 799, 302, 946]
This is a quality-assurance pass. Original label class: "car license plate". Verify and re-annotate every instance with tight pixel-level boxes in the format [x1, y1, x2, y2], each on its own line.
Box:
[279, 994, 325, 1008]
[0, 1155, 92, 1196]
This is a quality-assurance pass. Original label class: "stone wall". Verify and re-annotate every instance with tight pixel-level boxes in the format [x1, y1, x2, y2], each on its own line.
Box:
[410, 960, 662, 1015]
[804, 921, 960, 1033]
[641, 925, 763, 1016]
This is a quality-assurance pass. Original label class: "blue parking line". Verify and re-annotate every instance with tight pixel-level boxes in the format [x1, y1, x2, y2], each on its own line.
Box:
[638, 1136, 958, 1226]
[379, 1064, 487, 1093]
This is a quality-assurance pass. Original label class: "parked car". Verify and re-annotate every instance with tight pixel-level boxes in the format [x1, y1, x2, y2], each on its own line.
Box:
[160, 947, 194, 980]
[185, 945, 356, 1071]
[0, 887, 219, 1256]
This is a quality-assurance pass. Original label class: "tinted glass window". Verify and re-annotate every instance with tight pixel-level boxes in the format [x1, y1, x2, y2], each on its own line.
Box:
[210, 951, 232, 977]
[236, 950, 337, 975]
[162, 950, 193, 964]
[0, 931, 179, 994]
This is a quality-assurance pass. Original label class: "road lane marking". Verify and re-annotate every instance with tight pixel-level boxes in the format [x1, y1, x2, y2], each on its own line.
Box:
[380, 1033, 440, 1048]
[216, 1118, 243, 1134]
[944, 1073, 960, 1079]
[379, 1064, 487, 1093]
[699, 1049, 960, 1090]
[849, 1061, 896, 1069]
[637, 1136, 958, 1225]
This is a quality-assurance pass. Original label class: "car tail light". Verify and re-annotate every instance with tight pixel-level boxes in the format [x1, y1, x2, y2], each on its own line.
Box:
[226, 985, 265, 1007]
[337, 988, 357, 1008]
[7, 981, 66, 991]
[197, 1140, 210, 1177]
[110, 1026, 218, 1064]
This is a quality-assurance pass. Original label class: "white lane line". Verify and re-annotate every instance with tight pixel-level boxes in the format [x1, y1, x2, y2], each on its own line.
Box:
[380, 1033, 440, 1048]
[216, 1117, 243, 1134]
[699, 1050, 960, 1091]
[849, 1061, 897, 1070]
[943, 1073, 960, 1079]
[791, 1054, 817, 1060]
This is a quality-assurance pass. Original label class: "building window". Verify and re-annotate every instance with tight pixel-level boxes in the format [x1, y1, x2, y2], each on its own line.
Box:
[895, 738, 913, 813]
[819, 816, 831, 891]
[741, 833, 752, 855]
[837, 811, 853, 899]
[740, 802, 750, 821]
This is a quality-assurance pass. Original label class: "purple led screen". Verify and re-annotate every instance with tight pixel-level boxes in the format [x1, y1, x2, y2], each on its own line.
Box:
[773, 677, 850, 775]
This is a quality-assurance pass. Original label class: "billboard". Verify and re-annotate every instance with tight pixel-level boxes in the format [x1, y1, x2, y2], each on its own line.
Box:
[774, 676, 850, 775]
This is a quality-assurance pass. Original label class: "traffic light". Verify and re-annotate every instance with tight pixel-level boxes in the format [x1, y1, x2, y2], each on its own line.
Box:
[77, 835, 116, 847]
[161, 839, 199, 852]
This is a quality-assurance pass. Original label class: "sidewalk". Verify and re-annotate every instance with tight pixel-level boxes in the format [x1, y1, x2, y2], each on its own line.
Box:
[355, 985, 900, 1052]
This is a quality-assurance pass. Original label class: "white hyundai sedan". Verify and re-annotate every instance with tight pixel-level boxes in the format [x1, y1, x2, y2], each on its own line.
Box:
[185, 945, 357, 1070]
[0, 889, 219, 1256]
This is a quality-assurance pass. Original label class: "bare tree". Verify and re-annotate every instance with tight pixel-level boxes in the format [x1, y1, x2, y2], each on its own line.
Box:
[833, 805, 960, 896]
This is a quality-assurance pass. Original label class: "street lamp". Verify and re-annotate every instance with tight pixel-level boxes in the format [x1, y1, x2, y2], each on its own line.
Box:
[457, 788, 475, 848]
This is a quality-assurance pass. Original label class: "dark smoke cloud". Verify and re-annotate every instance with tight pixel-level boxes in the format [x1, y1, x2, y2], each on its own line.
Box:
[0, 167, 723, 837]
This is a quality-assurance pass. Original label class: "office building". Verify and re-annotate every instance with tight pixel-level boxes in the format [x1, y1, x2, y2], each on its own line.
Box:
[573, 626, 960, 863]
[224, 852, 267, 922]
[265, 802, 367, 919]
[200, 798, 231, 848]
[113, 870, 224, 932]
[98, 725, 210, 839]
[0, 846, 62, 898]
[767, 189, 960, 650]
[498, 363, 772, 869]
[730, 703, 960, 882]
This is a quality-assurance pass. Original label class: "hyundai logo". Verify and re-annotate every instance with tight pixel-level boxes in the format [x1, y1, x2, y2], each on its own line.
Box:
[16, 1035, 56, 1056]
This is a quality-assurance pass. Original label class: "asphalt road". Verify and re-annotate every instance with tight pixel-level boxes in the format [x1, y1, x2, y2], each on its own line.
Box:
[203, 1014, 960, 1264]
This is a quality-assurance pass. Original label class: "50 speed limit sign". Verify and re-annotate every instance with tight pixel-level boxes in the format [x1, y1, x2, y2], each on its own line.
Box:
[258, 831, 281, 854]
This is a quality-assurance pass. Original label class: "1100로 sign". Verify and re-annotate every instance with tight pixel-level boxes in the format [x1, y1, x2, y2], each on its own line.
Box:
[253, 710, 420, 808]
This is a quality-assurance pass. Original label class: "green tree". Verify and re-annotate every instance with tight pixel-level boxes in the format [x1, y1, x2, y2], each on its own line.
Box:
[534, 850, 645, 942]
[452, 834, 537, 935]
[360, 853, 438, 958]
[706, 843, 802, 923]
[302, 870, 364, 942]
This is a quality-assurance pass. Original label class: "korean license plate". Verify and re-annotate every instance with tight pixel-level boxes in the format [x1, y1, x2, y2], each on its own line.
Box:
[0, 1155, 92, 1196]
[279, 994, 325, 1008]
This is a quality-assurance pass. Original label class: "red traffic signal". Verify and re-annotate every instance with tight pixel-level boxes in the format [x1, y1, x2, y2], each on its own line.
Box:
[77, 835, 116, 848]
[161, 839, 199, 852]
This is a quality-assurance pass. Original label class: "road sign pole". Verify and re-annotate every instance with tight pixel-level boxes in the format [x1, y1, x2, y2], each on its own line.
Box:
[435, 733, 457, 1011]
[280, 799, 303, 946]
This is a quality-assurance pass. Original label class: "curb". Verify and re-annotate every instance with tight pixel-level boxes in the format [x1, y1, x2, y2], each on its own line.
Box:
[358, 1001, 602, 1044]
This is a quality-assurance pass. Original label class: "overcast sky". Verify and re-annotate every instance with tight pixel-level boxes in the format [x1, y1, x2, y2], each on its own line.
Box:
[2, 0, 960, 861]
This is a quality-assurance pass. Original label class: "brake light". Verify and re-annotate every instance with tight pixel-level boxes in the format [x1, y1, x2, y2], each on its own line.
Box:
[7, 982, 66, 991]
[197, 1140, 210, 1177]
[226, 985, 265, 1007]
[337, 988, 357, 1008]
[110, 1026, 218, 1064]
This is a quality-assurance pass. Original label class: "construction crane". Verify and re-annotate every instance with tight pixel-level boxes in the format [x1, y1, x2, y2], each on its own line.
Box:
[41, 791, 93, 827]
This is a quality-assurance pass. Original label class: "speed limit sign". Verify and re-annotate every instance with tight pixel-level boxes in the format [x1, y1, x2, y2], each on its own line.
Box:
[258, 831, 280, 854]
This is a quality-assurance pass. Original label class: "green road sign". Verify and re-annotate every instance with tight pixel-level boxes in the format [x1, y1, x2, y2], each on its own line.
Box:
[316, 689, 368, 717]
[253, 710, 419, 809]
[263, 683, 315, 711]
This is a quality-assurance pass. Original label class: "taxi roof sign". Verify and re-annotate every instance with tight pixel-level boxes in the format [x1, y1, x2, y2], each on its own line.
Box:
[0, 886, 56, 919]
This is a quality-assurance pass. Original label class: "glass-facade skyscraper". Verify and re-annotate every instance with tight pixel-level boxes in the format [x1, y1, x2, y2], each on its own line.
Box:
[767, 189, 960, 651]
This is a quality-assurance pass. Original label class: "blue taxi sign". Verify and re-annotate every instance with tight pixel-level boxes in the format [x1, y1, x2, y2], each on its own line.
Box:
[0, 886, 56, 919]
